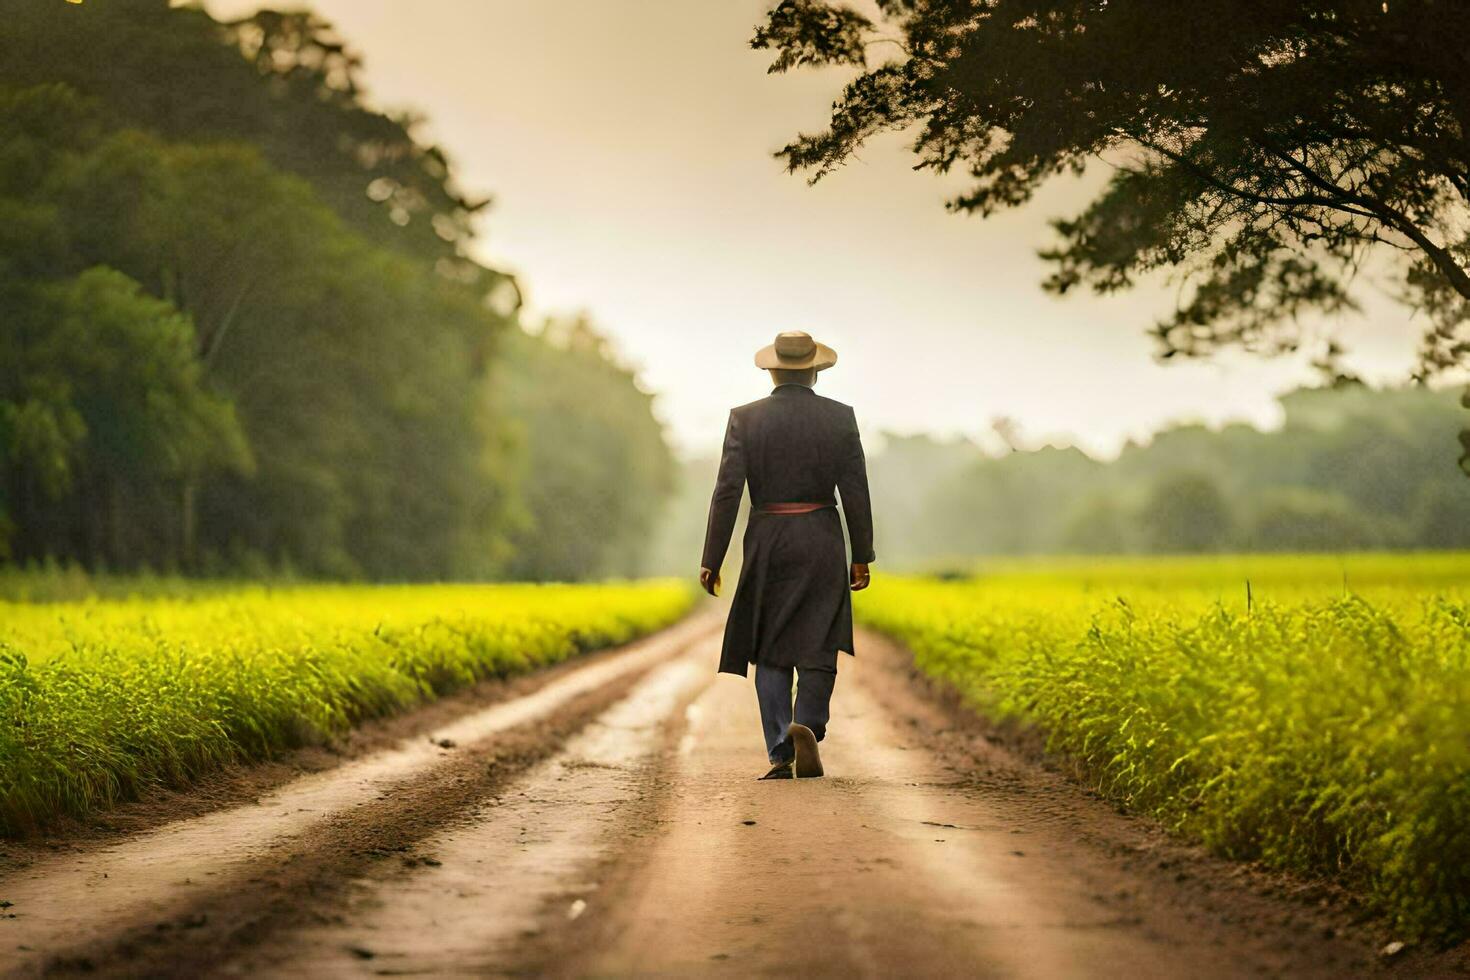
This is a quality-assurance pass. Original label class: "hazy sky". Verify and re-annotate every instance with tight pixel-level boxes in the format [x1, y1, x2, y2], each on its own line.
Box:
[210, 0, 1424, 457]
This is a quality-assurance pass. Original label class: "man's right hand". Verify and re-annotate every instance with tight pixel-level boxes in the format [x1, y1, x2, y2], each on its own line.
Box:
[699, 566, 721, 597]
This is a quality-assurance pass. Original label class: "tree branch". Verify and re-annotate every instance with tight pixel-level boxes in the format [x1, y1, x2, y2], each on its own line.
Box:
[1265, 144, 1470, 302]
[1125, 132, 1378, 220]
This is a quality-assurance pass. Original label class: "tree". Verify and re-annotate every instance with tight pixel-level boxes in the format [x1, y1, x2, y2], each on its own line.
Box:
[752, 1, 1470, 373]
[864, 432, 985, 565]
[1139, 471, 1236, 553]
[1245, 488, 1381, 551]
[1412, 481, 1470, 548]
[1, 0, 504, 294]
[1, 268, 251, 568]
[491, 318, 676, 581]
[1061, 493, 1133, 554]
[922, 445, 1102, 555]
[1461, 386, 1470, 477]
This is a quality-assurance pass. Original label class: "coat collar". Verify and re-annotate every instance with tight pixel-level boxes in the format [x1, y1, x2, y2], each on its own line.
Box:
[770, 384, 816, 397]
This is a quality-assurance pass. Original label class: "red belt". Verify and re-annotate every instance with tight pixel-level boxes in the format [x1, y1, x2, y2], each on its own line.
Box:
[759, 501, 835, 515]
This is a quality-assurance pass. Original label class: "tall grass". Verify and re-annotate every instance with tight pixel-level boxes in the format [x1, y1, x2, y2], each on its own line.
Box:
[857, 555, 1470, 939]
[0, 581, 695, 835]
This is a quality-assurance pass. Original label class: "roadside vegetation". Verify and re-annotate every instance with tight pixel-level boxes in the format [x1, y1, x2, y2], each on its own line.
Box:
[857, 554, 1470, 940]
[0, 580, 695, 836]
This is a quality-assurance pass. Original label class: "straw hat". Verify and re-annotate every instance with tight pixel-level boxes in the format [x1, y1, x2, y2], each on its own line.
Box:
[754, 330, 837, 371]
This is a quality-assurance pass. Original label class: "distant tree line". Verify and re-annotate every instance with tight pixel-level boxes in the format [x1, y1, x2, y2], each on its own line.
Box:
[883, 386, 1470, 565]
[648, 385, 1470, 574]
[0, 0, 672, 580]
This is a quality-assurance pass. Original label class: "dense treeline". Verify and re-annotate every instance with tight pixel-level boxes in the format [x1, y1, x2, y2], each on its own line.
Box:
[0, 0, 673, 580]
[649, 385, 1470, 573]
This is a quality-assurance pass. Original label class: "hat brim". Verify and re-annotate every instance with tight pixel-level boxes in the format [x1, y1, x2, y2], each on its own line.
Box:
[754, 342, 837, 371]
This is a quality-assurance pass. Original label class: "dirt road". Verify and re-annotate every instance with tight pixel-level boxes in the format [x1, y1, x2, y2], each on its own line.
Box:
[0, 613, 1427, 977]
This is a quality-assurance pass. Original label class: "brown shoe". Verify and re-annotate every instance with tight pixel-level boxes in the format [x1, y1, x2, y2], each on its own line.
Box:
[758, 760, 793, 780]
[787, 723, 824, 778]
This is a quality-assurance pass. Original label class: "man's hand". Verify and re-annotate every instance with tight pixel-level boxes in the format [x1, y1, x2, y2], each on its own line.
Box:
[699, 566, 721, 597]
[850, 562, 871, 592]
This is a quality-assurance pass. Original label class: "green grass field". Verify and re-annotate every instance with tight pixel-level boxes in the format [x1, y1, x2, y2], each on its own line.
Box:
[856, 554, 1470, 939]
[0, 581, 695, 836]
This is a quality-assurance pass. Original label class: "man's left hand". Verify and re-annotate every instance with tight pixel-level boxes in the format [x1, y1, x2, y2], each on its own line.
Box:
[850, 562, 871, 592]
[699, 566, 721, 596]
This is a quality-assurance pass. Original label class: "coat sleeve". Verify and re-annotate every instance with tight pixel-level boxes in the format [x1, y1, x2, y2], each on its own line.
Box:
[837, 406, 876, 564]
[700, 410, 747, 573]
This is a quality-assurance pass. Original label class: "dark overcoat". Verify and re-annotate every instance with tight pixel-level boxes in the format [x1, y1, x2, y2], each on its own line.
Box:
[700, 384, 875, 676]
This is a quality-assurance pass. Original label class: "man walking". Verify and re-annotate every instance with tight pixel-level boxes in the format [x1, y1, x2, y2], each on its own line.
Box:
[699, 330, 875, 780]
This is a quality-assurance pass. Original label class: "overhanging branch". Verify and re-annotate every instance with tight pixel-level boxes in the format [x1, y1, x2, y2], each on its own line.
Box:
[1265, 144, 1470, 302]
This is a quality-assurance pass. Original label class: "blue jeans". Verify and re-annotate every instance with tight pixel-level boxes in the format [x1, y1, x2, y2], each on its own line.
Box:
[755, 663, 837, 764]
